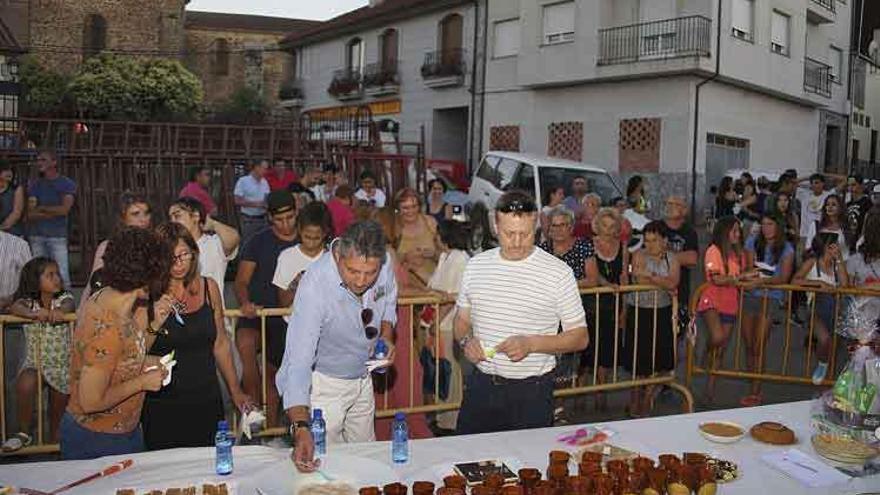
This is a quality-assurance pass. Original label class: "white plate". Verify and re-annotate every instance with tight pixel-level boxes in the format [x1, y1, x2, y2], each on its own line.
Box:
[243, 453, 399, 494]
[699, 421, 746, 444]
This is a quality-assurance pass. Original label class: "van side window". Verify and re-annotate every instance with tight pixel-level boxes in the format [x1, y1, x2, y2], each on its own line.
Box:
[476, 156, 500, 185]
[512, 165, 535, 197]
[496, 158, 521, 191]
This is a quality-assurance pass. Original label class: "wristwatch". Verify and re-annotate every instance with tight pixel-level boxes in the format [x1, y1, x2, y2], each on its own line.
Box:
[458, 335, 472, 349]
[289, 421, 311, 444]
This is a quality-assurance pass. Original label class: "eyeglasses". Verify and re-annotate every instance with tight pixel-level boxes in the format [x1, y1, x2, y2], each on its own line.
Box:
[172, 251, 194, 264]
[497, 199, 537, 214]
[361, 308, 379, 340]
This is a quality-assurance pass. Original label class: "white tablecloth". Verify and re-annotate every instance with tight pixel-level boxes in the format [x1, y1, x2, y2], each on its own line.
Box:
[1, 401, 878, 494]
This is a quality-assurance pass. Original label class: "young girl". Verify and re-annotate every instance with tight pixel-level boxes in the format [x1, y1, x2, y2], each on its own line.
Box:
[2, 257, 75, 452]
[770, 191, 799, 244]
[740, 214, 795, 406]
[697, 216, 754, 403]
[792, 235, 849, 385]
[273, 202, 333, 310]
[806, 194, 849, 260]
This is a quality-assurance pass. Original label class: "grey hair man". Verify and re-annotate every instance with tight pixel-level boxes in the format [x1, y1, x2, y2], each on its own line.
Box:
[277, 220, 398, 472]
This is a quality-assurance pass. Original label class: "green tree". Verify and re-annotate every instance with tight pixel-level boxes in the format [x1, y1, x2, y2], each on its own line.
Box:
[17, 57, 73, 117]
[68, 54, 203, 121]
[213, 86, 268, 124]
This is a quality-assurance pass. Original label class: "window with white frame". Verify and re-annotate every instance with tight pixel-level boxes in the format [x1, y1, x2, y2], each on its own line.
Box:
[493, 18, 520, 58]
[543, 1, 575, 45]
[771, 11, 790, 55]
[830, 46, 843, 82]
[731, 0, 754, 41]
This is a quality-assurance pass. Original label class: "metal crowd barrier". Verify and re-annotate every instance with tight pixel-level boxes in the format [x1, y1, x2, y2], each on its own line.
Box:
[685, 282, 880, 389]
[0, 285, 693, 455]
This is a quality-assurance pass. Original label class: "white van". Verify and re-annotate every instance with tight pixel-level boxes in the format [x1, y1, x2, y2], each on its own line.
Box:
[468, 151, 622, 211]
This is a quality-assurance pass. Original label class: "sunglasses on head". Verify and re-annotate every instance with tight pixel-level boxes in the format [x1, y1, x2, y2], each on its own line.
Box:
[361, 308, 379, 340]
[497, 199, 537, 214]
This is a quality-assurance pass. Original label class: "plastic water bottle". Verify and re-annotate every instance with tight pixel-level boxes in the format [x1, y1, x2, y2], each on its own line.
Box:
[373, 339, 388, 375]
[215, 420, 233, 475]
[311, 408, 326, 457]
[391, 412, 409, 464]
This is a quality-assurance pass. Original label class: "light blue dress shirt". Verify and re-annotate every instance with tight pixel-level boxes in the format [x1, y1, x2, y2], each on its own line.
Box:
[276, 249, 398, 409]
[233, 174, 270, 216]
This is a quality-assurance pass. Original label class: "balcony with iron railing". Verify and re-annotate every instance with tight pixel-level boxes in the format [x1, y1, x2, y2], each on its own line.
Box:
[328, 68, 363, 101]
[277, 80, 303, 108]
[804, 57, 832, 98]
[598, 15, 712, 66]
[363, 59, 401, 97]
[807, 0, 836, 24]
[421, 48, 466, 88]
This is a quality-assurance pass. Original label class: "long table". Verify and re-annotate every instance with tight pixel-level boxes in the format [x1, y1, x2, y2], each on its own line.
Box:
[1, 401, 877, 494]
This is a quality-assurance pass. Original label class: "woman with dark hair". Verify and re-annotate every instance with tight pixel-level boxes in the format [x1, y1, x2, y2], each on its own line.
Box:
[805, 194, 849, 260]
[793, 233, 849, 385]
[62, 228, 173, 460]
[624, 221, 679, 417]
[626, 175, 648, 214]
[715, 177, 737, 219]
[168, 196, 240, 300]
[846, 209, 880, 335]
[426, 178, 452, 223]
[0, 160, 24, 235]
[770, 191, 799, 243]
[696, 216, 753, 403]
[142, 223, 252, 451]
[740, 214, 795, 406]
[467, 202, 497, 255]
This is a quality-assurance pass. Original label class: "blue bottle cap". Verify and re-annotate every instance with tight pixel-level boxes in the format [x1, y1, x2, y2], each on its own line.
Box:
[218, 420, 229, 430]
[313, 408, 323, 420]
[394, 411, 405, 421]
[375, 339, 388, 353]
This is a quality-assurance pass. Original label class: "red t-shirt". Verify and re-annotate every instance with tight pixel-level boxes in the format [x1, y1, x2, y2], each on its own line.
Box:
[326, 197, 355, 236]
[265, 169, 299, 191]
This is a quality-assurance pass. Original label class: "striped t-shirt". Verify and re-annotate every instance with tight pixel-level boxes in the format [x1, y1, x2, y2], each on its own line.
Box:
[456, 247, 586, 379]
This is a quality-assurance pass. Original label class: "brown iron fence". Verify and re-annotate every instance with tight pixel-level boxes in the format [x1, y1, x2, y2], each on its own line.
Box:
[0, 285, 691, 456]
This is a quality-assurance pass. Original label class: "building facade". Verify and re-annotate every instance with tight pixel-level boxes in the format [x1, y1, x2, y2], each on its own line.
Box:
[281, 0, 485, 165]
[483, 0, 852, 213]
[0, 0, 315, 108]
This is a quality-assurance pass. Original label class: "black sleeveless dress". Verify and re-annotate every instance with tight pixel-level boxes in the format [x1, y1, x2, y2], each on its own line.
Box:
[591, 247, 624, 369]
[142, 278, 223, 450]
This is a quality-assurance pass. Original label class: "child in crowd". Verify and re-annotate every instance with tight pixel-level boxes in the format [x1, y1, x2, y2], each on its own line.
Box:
[354, 170, 387, 208]
[2, 257, 74, 452]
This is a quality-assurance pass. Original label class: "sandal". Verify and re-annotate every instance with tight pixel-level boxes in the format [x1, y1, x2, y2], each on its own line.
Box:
[1, 432, 32, 453]
[739, 394, 763, 407]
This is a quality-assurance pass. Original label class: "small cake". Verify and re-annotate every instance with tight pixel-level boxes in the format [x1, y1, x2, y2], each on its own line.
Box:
[750, 422, 797, 445]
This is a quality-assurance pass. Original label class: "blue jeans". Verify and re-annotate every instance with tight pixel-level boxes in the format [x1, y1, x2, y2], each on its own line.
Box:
[456, 369, 554, 435]
[29, 236, 71, 289]
[60, 412, 144, 460]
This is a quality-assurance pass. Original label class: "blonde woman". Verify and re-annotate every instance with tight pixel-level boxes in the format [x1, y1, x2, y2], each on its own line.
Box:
[584, 207, 629, 410]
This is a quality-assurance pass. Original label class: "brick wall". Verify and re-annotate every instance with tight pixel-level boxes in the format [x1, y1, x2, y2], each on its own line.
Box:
[184, 28, 292, 107]
[26, 0, 187, 73]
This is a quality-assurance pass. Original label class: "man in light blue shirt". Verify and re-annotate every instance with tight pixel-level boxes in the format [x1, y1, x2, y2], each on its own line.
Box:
[234, 159, 271, 243]
[277, 221, 397, 472]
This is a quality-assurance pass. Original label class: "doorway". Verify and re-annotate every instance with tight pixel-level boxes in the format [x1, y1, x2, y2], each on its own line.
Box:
[432, 107, 469, 164]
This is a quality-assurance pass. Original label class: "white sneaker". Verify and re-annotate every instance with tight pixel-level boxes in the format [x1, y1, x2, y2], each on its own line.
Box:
[1, 432, 31, 452]
[812, 362, 829, 385]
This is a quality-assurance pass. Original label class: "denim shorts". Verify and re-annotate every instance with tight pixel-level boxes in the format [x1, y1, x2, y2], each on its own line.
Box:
[60, 412, 144, 460]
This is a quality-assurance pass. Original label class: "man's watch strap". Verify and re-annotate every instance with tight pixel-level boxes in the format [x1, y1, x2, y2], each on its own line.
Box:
[289, 420, 311, 440]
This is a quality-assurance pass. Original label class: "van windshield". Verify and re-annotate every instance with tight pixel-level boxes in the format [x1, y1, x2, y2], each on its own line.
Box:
[538, 167, 622, 205]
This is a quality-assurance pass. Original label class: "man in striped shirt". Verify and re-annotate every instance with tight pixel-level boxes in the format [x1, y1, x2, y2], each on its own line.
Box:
[454, 191, 589, 434]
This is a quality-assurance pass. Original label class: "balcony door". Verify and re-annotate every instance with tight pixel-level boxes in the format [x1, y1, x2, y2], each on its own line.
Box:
[380, 29, 398, 71]
[347, 38, 364, 76]
[439, 14, 463, 66]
